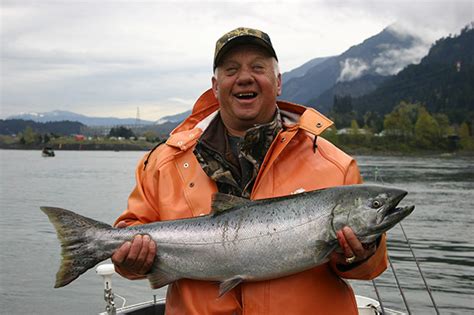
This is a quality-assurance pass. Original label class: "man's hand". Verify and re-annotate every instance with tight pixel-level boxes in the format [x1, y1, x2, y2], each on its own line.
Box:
[111, 221, 157, 276]
[329, 226, 377, 266]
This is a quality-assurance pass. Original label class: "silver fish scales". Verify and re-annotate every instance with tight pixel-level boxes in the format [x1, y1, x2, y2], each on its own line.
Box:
[41, 184, 414, 296]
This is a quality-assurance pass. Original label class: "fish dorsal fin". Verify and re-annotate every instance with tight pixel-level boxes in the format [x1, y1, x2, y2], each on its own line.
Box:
[211, 193, 252, 215]
[219, 276, 244, 297]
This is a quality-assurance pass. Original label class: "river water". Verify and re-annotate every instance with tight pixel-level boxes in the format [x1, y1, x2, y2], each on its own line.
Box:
[0, 150, 472, 314]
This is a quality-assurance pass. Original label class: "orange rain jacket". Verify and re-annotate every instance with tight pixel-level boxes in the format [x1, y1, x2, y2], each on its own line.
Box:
[115, 89, 388, 315]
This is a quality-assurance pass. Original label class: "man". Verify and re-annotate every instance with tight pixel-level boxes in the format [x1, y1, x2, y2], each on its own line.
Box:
[112, 27, 387, 314]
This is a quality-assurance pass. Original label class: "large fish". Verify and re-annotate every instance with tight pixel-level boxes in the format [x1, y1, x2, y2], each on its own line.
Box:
[41, 184, 414, 296]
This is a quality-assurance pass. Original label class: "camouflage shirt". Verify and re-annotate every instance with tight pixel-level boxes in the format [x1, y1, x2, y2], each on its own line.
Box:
[194, 110, 282, 198]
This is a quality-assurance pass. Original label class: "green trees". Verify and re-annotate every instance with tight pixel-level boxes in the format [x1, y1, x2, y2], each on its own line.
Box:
[383, 102, 418, 138]
[108, 126, 135, 139]
[459, 122, 474, 150]
[414, 107, 440, 148]
[324, 100, 472, 152]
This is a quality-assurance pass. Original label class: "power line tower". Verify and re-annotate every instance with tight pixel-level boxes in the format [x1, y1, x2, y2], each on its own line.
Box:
[135, 107, 141, 126]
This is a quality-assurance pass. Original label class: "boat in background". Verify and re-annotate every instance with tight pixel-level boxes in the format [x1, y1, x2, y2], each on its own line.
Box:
[41, 147, 55, 157]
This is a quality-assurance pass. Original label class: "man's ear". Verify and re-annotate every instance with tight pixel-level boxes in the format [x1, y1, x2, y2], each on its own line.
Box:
[277, 73, 282, 96]
[211, 76, 218, 98]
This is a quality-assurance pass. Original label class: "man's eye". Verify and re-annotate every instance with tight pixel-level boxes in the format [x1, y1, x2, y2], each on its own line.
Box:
[225, 68, 237, 75]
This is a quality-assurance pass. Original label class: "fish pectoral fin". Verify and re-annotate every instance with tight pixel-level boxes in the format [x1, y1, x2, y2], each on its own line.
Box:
[218, 276, 244, 297]
[314, 241, 338, 263]
[147, 269, 177, 289]
[211, 193, 252, 215]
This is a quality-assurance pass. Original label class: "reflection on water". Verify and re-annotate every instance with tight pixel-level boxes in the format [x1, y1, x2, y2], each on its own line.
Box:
[0, 151, 473, 314]
[353, 155, 474, 315]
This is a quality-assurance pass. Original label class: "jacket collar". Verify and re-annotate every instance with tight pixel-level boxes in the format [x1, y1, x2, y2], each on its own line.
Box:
[166, 88, 333, 151]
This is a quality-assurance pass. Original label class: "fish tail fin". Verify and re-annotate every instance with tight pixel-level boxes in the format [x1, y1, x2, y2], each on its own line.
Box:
[41, 206, 114, 288]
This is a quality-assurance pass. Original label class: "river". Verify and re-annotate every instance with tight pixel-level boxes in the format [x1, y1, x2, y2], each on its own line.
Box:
[0, 150, 472, 314]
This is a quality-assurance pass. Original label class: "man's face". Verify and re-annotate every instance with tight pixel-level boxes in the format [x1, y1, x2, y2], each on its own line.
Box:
[212, 45, 282, 136]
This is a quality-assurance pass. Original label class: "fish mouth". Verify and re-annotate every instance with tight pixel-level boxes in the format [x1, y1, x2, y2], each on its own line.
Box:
[370, 190, 415, 234]
[379, 204, 415, 230]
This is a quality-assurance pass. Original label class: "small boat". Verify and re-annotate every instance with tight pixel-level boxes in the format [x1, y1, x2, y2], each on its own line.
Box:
[41, 147, 55, 157]
[95, 264, 405, 315]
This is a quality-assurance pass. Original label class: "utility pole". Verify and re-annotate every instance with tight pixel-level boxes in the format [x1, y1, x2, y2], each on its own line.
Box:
[135, 107, 141, 126]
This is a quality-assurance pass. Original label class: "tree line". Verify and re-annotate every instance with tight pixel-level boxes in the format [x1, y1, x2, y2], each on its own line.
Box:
[324, 100, 473, 152]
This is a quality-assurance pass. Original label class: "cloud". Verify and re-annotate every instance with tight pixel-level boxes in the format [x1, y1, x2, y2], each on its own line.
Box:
[372, 43, 430, 76]
[1, 0, 472, 120]
[337, 58, 370, 82]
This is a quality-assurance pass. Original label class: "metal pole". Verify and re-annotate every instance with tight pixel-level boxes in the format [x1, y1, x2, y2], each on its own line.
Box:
[371, 279, 386, 315]
[399, 222, 440, 314]
[388, 255, 412, 314]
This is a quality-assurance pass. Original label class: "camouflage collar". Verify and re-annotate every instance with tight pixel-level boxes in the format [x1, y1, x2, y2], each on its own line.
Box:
[194, 109, 282, 197]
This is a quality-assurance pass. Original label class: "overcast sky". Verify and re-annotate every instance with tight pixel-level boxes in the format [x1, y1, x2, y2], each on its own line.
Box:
[1, 0, 473, 121]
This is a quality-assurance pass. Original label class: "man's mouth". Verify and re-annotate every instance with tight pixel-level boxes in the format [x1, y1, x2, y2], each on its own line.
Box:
[234, 92, 258, 100]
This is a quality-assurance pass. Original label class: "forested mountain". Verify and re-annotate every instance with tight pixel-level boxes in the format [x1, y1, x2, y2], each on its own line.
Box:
[309, 74, 389, 113]
[0, 119, 84, 135]
[352, 25, 474, 124]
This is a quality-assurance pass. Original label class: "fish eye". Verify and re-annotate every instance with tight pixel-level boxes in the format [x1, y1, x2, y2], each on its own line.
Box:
[372, 200, 382, 208]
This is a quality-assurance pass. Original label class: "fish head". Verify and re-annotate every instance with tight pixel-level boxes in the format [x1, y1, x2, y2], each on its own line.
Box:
[332, 185, 415, 243]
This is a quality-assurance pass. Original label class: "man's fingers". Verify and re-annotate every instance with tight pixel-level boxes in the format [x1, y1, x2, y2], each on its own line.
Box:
[135, 235, 151, 269]
[337, 229, 355, 259]
[138, 239, 156, 275]
[341, 227, 364, 257]
[112, 234, 157, 275]
[124, 235, 143, 267]
[116, 221, 128, 228]
[111, 241, 132, 265]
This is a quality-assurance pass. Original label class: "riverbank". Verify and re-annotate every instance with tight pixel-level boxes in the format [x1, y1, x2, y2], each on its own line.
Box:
[2, 144, 473, 158]
[0, 140, 155, 151]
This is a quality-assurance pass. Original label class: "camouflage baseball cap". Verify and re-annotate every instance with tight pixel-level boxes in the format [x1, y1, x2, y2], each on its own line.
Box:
[213, 27, 278, 70]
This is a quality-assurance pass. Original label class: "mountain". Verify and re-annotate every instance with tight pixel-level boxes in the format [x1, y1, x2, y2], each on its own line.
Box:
[0, 119, 84, 135]
[279, 24, 429, 110]
[352, 24, 474, 123]
[8, 110, 154, 126]
[309, 74, 389, 113]
[282, 57, 332, 84]
[156, 110, 192, 125]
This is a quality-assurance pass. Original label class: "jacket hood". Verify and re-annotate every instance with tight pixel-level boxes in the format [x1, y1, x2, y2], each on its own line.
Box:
[166, 88, 333, 150]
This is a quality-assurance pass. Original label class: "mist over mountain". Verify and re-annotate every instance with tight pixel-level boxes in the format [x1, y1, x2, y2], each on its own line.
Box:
[279, 24, 431, 110]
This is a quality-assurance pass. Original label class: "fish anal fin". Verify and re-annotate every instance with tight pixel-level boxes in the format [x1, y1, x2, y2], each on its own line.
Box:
[147, 269, 178, 289]
[211, 193, 251, 215]
[218, 276, 244, 297]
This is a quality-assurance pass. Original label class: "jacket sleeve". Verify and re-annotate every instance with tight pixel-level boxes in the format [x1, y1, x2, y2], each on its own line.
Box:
[330, 158, 389, 280]
[113, 152, 162, 280]
[114, 153, 161, 226]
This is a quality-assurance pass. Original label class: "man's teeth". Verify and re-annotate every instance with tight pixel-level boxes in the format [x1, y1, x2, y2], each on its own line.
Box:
[236, 92, 257, 99]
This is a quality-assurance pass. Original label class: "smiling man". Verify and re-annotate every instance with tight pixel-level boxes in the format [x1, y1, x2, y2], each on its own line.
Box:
[112, 27, 388, 315]
[212, 42, 281, 136]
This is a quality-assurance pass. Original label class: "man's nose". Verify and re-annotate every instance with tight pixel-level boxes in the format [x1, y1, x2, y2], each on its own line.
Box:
[236, 68, 254, 85]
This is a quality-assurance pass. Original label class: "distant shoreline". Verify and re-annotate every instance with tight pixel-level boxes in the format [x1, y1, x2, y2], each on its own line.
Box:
[2, 142, 473, 157]
[0, 142, 154, 151]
